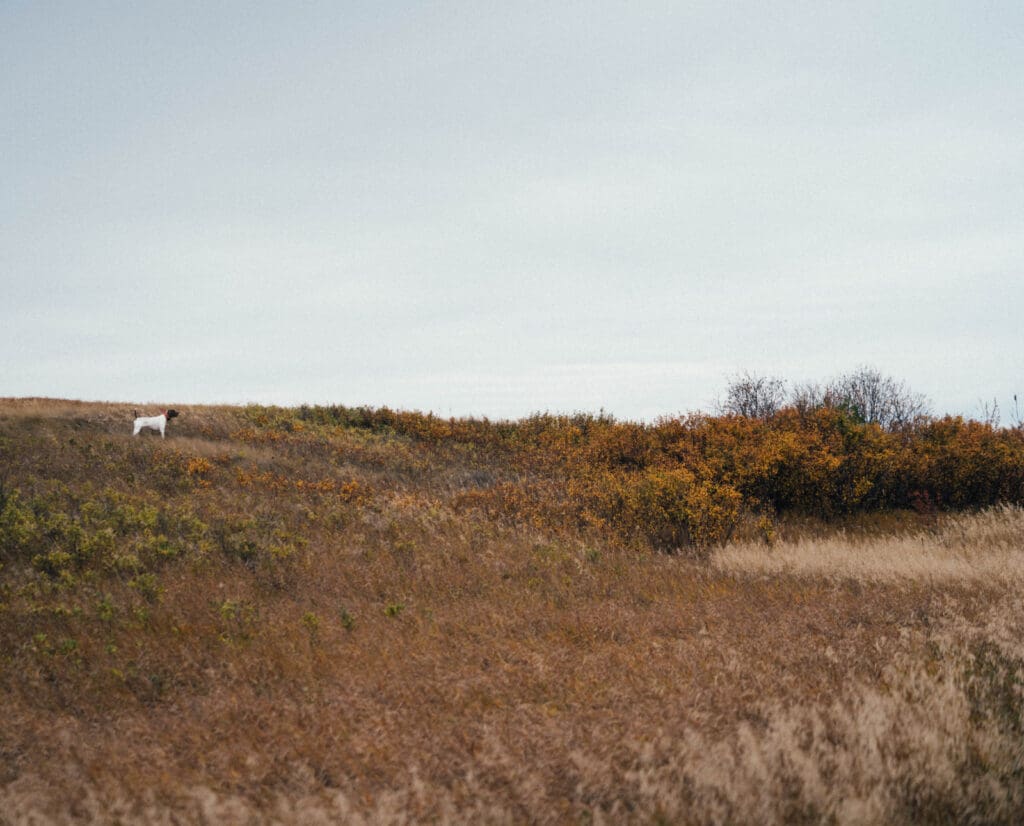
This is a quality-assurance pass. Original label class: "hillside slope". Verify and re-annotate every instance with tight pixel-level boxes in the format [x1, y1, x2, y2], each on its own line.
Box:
[1, 399, 1023, 823]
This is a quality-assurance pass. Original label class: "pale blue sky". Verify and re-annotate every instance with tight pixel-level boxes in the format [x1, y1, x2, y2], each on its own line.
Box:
[3, 2, 1022, 420]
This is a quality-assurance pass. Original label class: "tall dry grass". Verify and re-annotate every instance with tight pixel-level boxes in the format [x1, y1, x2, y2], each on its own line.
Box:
[714, 505, 1024, 585]
[1, 399, 1022, 824]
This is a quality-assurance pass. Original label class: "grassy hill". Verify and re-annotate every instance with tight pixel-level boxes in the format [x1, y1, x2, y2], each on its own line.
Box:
[2, 398, 1023, 823]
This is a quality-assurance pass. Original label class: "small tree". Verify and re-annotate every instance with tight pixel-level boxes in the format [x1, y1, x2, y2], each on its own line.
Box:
[976, 398, 1000, 428]
[790, 381, 826, 417]
[721, 372, 786, 420]
[825, 367, 929, 430]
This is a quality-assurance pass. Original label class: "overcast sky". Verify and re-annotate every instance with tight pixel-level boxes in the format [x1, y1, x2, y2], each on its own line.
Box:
[3, 2, 1022, 421]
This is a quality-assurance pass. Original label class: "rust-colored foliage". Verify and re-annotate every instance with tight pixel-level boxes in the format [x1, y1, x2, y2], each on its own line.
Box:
[356, 402, 1024, 549]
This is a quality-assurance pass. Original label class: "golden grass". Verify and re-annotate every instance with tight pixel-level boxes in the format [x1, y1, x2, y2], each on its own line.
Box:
[1, 399, 1022, 824]
[714, 505, 1024, 584]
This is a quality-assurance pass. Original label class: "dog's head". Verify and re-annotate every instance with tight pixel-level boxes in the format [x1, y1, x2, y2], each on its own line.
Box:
[166, 409, 180, 419]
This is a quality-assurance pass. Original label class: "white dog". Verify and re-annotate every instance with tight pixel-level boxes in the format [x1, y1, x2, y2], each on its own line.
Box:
[132, 408, 179, 438]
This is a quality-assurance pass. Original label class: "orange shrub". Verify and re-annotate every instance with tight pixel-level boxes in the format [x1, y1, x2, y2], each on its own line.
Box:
[568, 466, 741, 554]
[914, 417, 1024, 508]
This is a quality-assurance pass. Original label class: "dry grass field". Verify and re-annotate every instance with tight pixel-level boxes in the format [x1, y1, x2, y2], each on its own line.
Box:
[1, 398, 1022, 824]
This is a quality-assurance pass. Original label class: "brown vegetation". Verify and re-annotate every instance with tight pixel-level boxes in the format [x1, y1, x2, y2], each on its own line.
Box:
[1, 397, 1023, 823]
